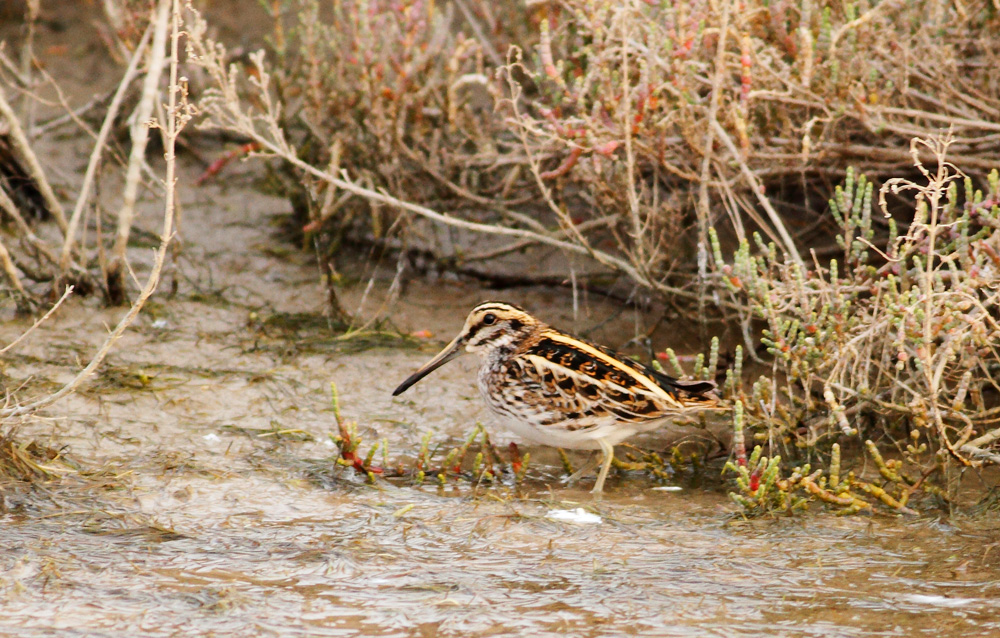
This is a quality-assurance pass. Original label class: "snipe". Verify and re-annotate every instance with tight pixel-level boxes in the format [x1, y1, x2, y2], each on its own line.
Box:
[392, 302, 721, 493]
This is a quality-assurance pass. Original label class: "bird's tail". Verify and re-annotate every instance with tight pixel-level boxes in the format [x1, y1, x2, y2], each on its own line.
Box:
[672, 379, 727, 411]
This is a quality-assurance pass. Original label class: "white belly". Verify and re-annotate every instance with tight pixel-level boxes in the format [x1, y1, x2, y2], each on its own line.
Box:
[486, 411, 667, 450]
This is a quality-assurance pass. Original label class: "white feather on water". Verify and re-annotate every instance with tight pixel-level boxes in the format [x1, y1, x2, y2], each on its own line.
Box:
[545, 508, 602, 524]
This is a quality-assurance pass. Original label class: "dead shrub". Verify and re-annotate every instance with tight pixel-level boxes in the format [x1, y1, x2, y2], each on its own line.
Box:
[231, 0, 535, 242]
[200, 0, 1000, 296]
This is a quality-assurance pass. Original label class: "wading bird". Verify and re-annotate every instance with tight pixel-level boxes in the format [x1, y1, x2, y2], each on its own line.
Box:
[393, 302, 720, 494]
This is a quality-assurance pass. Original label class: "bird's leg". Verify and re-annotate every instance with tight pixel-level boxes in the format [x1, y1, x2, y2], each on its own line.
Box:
[591, 439, 615, 495]
[563, 451, 600, 485]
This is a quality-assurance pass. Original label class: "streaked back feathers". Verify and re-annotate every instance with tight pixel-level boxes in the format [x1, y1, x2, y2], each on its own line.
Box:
[397, 300, 718, 407]
[524, 329, 717, 409]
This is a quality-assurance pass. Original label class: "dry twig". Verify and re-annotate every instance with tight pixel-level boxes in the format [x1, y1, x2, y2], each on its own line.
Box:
[0, 0, 187, 419]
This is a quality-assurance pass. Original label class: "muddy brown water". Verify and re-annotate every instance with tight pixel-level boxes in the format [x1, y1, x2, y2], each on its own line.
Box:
[2, 6, 1000, 637]
[3, 469, 1000, 637]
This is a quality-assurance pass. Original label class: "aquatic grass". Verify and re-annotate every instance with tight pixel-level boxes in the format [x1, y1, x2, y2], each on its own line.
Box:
[220, 422, 315, 443]
[326, 382, 529, 488]
[87, 364, 186, 393]
[0, 431, 71, 485]
[0, 425, 155, 529]
[241, 308, 424, 357]
[725, 413, 926, 516]
[604, 440, 719, 487]
[718, 140, 1000, 515]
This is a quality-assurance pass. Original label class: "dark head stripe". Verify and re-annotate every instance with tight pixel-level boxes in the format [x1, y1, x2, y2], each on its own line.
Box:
[473, 301, 527, 314]
[467, 320, 491, 344]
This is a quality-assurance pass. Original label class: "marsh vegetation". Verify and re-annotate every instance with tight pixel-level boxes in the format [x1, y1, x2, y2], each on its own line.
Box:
[2, 1, 1000, 636]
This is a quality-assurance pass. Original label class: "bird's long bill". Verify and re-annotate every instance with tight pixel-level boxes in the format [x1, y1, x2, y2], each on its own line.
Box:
[392, 335, 465, 396]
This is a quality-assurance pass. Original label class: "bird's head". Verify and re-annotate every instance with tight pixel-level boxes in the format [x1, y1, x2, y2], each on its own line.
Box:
[391, 301, 538, 396]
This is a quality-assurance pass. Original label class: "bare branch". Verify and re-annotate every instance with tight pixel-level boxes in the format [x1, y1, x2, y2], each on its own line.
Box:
[0, 86, 68, 234]
[59, 16, 156, 273]
[108, 0, 172, 301]
[0, 285, 73, 355]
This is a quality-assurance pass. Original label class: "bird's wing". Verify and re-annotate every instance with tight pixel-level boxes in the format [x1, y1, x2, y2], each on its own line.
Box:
[517, 333, 693, 424]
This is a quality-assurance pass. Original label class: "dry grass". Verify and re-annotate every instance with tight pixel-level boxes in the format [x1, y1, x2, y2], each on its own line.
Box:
[0, 431, 68, 485]
[0, 427, 149, 528]
[186, 0, 999, 293]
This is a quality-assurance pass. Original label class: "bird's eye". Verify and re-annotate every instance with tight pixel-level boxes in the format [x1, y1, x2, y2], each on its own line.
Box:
[483, 313, 496, 325]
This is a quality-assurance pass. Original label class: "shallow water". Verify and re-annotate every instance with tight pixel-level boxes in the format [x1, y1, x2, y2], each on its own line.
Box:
[3, 468, 1000, 638]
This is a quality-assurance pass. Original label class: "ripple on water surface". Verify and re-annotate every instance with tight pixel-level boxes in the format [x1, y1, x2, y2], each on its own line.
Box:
[2, 474, 999, 637]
